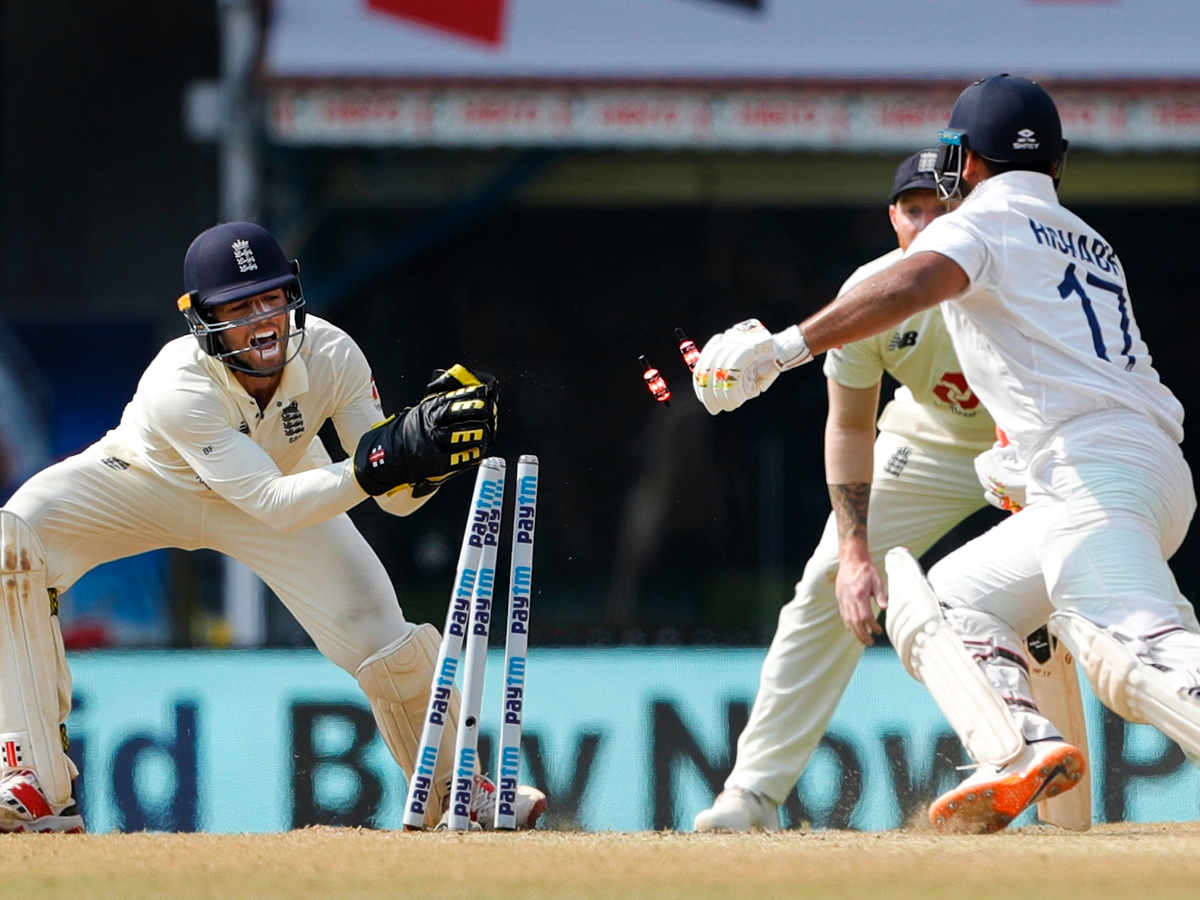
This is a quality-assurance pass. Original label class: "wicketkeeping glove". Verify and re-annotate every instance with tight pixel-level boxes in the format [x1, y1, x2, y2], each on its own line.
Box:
[422, 364, 498, 404]
[353, 365, 499, 497]
[692, 319, 812, 415]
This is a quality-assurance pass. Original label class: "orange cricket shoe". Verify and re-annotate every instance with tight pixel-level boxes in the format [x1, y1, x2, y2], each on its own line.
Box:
[929, 739, 1085, 834]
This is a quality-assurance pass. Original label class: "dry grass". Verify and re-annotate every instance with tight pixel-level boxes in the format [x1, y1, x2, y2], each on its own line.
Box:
[4, 823, 1199, 900]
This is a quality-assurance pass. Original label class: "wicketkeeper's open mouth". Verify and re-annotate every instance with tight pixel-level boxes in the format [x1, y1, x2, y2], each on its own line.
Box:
[250, 330, 281, 355]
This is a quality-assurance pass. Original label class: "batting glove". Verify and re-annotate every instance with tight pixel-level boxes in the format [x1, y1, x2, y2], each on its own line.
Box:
[692, 319, 812, 415]
[973, 440, 1027, 512]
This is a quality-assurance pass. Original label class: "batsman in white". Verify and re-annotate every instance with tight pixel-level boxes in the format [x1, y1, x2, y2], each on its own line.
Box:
[0, 221, 544, 832]
[695, 150, 1002, 832]
[693, 75, 1200, 834]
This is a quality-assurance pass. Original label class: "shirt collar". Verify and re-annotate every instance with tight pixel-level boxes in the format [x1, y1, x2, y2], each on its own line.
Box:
[966, 169, 1058, 205]
[277, 349, 309, 400]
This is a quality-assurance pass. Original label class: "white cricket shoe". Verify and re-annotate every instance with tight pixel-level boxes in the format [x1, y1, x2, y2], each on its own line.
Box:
[0, 768, 84, 834]
[438, 774, 547, 830]
[929, 739, 1085, 834]
[693, 787, 780, 833]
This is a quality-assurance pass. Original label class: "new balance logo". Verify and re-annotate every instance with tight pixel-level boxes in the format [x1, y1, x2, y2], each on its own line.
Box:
[232, 239, 258, 273]
[888, 330, 918, 350]
[100, 457, 130, 470]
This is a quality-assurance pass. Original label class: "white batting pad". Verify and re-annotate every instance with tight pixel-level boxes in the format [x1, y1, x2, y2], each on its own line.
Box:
[1050, 610, 1200, 758]
[356, 622, 460, 828]
[885, 548, 1024, 767]
[0, 510, 74, 808]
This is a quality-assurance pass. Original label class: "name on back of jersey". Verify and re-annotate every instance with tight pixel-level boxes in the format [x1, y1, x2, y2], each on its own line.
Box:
[1026, 217, 1121, 277]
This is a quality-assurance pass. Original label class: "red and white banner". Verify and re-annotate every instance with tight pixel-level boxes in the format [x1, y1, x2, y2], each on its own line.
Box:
[269, 86, 1200, 151]
[262, 0, 1200, 148]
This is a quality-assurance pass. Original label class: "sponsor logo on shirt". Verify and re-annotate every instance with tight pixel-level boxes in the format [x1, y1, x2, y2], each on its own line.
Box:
[932, 371, 981, 415]
[100, 457, 130, 471]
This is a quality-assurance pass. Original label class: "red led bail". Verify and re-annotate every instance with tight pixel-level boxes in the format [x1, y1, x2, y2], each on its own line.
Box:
[676, 328, 700, 372]
[640, 355, 671, 406]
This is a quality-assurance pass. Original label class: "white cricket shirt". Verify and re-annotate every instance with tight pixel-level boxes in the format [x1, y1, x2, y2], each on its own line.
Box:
[824, 248, 996, 448]
[908, 171, 1184, 460]
[97, 315, 426, 531]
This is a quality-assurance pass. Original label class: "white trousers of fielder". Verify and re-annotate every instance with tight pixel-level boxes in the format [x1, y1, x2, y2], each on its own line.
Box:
[727, 429, 992, 805]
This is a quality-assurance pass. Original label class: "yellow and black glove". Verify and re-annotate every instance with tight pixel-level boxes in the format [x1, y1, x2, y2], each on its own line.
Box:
[353, 365, 499, 497]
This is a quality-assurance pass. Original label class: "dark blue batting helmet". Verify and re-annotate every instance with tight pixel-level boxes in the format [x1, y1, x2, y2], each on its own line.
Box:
[935, 74, 1069, 200]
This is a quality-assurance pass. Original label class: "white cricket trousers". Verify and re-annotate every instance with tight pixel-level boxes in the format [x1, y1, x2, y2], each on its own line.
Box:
[728, 430, 991, 805]
[3, 445, 411, 675]
[928, 409, 1200, 742]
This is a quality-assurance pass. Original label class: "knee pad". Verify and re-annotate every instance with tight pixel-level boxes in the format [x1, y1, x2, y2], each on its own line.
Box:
[356, 623, 461, 828]
[885, 548, 1024, 767]
[0, 510, 76, 810]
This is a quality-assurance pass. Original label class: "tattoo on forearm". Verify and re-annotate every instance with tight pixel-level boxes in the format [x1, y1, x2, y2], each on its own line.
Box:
[830, 483, 870, 542]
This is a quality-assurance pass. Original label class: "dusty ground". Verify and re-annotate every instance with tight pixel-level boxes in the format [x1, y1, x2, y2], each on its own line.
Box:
[4, 823, 1199, 900]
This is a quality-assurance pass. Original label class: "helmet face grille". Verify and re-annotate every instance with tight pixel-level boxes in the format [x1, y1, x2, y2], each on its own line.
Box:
[934, 137, 965, 201]
[185, 294, 308, 378]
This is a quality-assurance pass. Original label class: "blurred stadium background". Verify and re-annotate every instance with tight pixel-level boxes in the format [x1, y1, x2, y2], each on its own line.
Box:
[4, 0, 1198, 650]
[2, 0, 1200, 833]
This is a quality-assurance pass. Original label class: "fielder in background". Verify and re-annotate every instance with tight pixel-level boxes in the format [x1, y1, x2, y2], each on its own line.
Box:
[693, 75, 1200, 834]
[695, 150, 1000, 832]
[0, 221, 544, 833]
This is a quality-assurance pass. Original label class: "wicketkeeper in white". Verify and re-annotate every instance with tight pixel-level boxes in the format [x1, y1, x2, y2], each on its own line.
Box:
[0, 221, 544, 832]
[695, 150, 1003, 832]
[692, 75, 1200, 834]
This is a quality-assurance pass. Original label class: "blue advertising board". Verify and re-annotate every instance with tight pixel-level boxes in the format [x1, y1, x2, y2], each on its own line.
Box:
[67, 647, 1200, 833]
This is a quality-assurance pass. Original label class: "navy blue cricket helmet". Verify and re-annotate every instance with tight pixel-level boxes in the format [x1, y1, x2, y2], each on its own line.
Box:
[935, 74, 1069, 200]
[176, 222, 306, 377]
